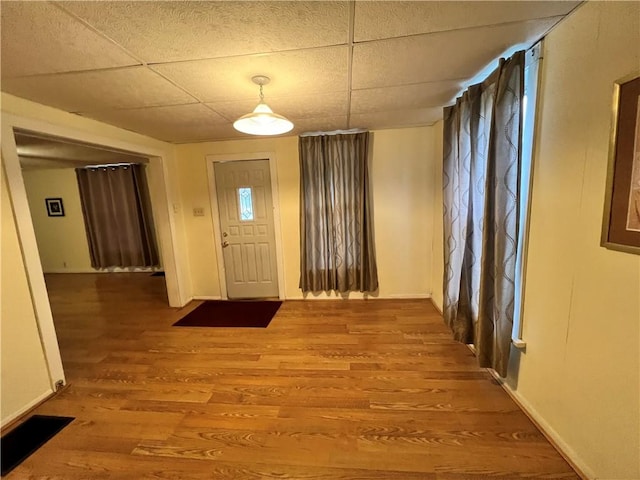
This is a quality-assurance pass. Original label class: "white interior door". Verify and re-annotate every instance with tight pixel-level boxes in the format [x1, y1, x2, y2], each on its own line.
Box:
[214, 159, 279, 299]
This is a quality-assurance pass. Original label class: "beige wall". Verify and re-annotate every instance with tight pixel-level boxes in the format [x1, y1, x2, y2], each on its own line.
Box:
[175, 126, 437, 299]
[175, 136, 297, 298]
[430, 120, 444, 312]
[371, 128, 435, 298]
[505, 2, 640, 479]
[1, 166, 52, 425]
[22, 168, 93, 272]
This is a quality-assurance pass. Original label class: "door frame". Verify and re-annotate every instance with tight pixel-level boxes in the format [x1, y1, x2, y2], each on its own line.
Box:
[1, 112, 189, 390]
[206, 152, 285, 300]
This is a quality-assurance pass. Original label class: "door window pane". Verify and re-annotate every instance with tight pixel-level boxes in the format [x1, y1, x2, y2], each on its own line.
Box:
[238, 187, 254, 221]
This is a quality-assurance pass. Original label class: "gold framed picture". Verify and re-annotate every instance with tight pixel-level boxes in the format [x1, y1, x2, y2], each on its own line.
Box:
[601, 72, 640, 255]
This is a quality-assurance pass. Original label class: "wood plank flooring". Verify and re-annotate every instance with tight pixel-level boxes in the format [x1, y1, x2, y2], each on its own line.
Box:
[10, 273, 578, 479]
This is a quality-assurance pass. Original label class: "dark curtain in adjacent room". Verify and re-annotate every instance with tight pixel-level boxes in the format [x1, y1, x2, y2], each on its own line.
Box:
[76, 163, 159, 269]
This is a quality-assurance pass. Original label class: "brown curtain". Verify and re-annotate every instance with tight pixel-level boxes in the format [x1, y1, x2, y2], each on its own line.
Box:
[443, 51, 524, 376]
[299, 131, 378, 293]
[76, 163, 159, 269]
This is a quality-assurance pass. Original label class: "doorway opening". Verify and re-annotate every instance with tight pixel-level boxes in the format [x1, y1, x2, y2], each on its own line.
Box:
[17, 130, 162, 276]
[2, 118, 186, 395]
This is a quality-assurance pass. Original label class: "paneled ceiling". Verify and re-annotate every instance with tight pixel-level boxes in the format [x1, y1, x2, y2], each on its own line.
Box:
[1, 1, 581, 144]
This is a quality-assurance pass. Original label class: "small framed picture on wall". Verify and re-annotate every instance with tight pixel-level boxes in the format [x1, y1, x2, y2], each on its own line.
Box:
[45, 198, 65, 217]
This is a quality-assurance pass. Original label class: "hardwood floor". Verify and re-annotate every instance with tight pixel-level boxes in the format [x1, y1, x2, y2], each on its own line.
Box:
[11, 273, 578, 479]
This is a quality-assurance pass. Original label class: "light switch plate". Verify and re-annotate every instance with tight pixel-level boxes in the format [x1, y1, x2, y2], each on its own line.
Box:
[193, 207, 205, 217]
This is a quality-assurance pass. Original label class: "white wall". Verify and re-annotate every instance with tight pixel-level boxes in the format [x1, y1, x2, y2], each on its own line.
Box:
[1, 166, 52, 425]
[505, 2, 640, 479]
[175, 126, 438, 300]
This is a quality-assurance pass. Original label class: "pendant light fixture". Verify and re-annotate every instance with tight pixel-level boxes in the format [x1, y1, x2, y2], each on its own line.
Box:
[233, 75, 294, 136]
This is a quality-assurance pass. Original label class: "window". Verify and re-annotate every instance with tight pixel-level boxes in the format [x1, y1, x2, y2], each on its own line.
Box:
[512, 42, 542, 345]
[238, 187, 254, 221]
[442, 48, 531, 374]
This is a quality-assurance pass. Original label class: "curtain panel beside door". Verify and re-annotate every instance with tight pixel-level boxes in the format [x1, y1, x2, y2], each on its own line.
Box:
[299, 131, 378, 293]
[76, 163, 159, 269]
[443, 51, 525, 377]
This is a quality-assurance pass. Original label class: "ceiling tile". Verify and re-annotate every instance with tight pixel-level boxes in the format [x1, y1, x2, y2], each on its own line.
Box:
[208, 91, 348, 123]
[352, 17, 562, 89]
[1, 67, 196, 112]
[59, 1, 350, 63]
[182, 125, 250, 143]
[153, 47, 350, 103]
[292, 116, 350, 135]
[81, 104, 230, 143]
[350, 108, 443, 130]
[0, 1, 579, 143]
[351, 81, 463, 114]
[0, 2, 140, 77]
[354, 1, 580, 41]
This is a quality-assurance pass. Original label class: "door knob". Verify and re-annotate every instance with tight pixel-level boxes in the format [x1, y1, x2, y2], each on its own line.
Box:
[222, 241, 229, 248]
[223, 232, 228, 237]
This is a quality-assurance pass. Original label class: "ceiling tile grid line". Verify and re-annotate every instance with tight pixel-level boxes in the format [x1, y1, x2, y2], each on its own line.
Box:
[0, 1, 580, 143]
[201, 103, 236, 124]
[149, 46, 351, 104]
[4, 3, 578, 77]
[54, 0, 352, 64]
[54, 0, 227, 110]
[0, 1, 140, 78]
[50, 0, 149, 66]
[346, 0, 356, 129]
[0, 13, 575, 81]
[352, 14, 582, 45]
[352, 0, 581, 41]
[82, 78, 466, 116]
[49, 1, 231, 113]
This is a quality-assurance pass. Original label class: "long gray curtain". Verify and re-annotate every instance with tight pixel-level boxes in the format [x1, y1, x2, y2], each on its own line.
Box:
[443, 51, 524, 377]
[299, 131, 378, 293]
[76, 163, 159, 269]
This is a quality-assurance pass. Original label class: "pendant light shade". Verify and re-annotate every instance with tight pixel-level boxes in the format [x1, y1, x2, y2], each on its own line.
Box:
[233, 76, 294, 136]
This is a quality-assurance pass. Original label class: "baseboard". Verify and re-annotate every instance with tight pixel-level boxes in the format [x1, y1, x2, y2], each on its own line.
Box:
[386, 293, 431, 299]
[44, 268, 159, 274]
[187, 294, 432, 301]
[0, 388, 54, 431]
[487, 370, 595, 480]
[285, 293, 432, 300]
[430, 299, 443, 315]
